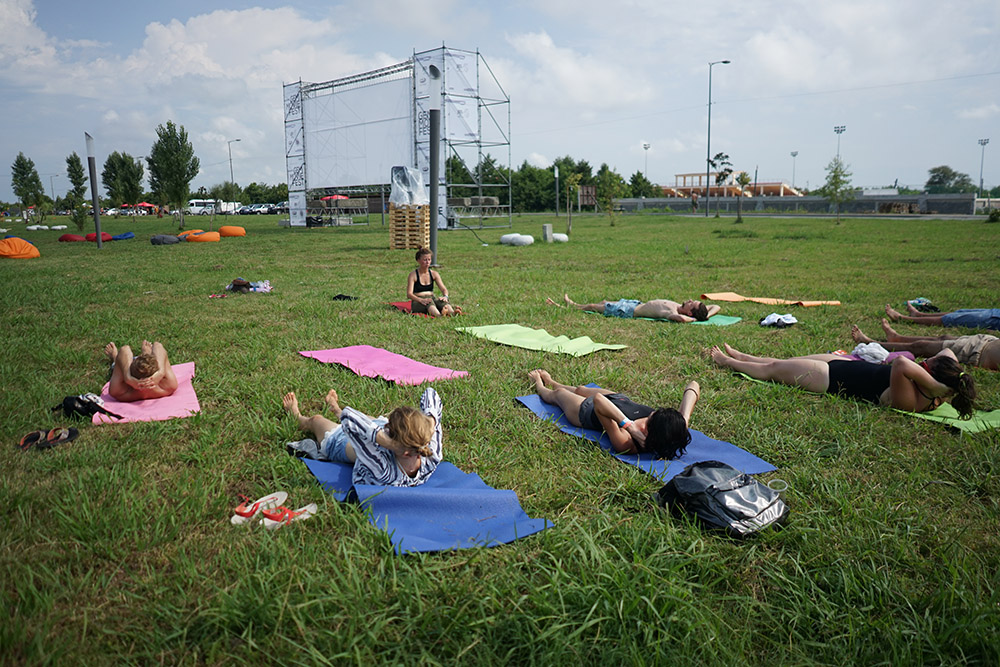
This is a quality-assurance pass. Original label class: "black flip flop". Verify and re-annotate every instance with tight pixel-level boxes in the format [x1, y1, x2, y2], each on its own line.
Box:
[38, 427, 80, 449]
[17, 429, 47, 451]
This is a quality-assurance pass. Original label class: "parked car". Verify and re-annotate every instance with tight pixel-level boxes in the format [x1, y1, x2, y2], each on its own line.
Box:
[250, 203, 274, 214]
[237, 205, 254, 215]
[276, 201, 289, 214]
[105, 208, 119, 216]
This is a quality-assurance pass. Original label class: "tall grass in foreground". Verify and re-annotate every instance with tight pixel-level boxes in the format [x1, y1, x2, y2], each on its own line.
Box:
[1, 212, 998, 664]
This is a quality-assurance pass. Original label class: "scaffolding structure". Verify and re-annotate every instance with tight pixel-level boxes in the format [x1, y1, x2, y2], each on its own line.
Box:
[283, 46, 510, 229]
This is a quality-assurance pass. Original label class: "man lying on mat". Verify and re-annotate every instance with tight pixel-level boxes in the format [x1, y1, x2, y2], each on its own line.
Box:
[282, 387, 442, 486]
[528, 369, 700, 459]
[546, 293, 720, 322]
[709, 343, 976, 417]
[885, 304, 1000, 332]
[853, 320, 999, 371]
[104, 340, 178, 402]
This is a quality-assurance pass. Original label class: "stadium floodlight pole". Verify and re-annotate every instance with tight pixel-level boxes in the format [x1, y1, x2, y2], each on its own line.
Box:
[790, 151, 798, 189]
[705, 59, 731, 217]
[554, 164, 560, 217]
[979, 138, 990, 198]
[834, 125, 846, 158]
[227, 138, 241, 184]
[428, 64, 442, 265]
[47, 174, 59, 202]
[85, 132, 104, 249]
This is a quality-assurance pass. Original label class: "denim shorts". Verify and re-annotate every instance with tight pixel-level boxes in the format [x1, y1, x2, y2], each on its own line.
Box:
[604, 299, 641, 319]
[319, 425, 352, 463]
[941, 309, 1000, 331]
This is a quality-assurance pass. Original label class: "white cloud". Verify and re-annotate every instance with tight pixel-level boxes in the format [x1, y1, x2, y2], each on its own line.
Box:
[958, 103, 1000, 120]
[525, 152, 550, 167]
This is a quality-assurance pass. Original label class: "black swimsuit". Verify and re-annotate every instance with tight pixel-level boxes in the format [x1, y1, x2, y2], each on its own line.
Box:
[413, 270, 434, 294]
[826, 360, 892, 404]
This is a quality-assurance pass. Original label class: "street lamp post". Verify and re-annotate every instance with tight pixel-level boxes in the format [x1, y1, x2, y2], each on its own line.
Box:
[642, 142, 650, 177]
[705, 59, 731, 217]
[834, 126, 846, 158]
[47, 174, 59, 202]
[227, 138, 241, 183]
[979, 138, 990, 198]
[790, 151, 798, 189]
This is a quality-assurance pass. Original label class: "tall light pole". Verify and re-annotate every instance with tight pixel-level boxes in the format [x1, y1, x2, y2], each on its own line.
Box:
[790, 151, 798, 188]
[46, 174, 60, 202]
[705, 59, 731, 217]
[979, 138, 990, 198]
[227, 138, 241, 183]
[642, 142, 650, 177]
[834, 125, 846, 158]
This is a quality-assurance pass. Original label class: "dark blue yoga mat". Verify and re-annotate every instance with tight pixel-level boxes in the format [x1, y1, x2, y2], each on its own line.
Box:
[516, 389, 776, 482]
[303, 459, 552, 554]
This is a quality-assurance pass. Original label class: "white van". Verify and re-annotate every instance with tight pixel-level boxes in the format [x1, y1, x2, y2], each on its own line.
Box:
[185, 199, 216, 215]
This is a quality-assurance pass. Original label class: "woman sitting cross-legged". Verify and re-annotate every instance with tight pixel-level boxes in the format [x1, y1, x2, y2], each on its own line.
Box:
[282, 387, 443, 486]
[528, 368, 700, 459]
[709, 343, 976, 417]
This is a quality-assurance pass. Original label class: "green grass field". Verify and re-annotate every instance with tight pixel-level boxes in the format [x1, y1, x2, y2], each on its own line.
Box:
[2, 212, 998, 664]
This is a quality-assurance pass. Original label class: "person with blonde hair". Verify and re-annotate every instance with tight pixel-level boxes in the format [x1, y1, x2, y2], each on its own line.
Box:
[282, 386, 443, 486]
[104, 340, 178, 402]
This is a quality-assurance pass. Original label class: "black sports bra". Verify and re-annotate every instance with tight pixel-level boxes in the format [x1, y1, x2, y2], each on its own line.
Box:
[413, 269, 434, 293]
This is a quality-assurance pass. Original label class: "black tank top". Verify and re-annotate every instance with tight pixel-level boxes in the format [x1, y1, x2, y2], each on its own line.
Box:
[413, 269, 434, 293]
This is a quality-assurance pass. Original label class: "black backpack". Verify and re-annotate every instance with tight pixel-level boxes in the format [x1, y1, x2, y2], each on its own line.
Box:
[653, 461, 788, 538]
[52, 393, 123, 421]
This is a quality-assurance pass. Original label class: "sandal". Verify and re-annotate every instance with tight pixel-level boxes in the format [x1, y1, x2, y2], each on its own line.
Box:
[17, 429, 48, 451]
[261, 503, 318, 530]
[37, 427, 79, 449]
[230, 491, 288, 525]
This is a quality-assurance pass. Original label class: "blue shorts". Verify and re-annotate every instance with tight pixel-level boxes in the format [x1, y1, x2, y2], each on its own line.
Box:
[604, 299, 641, 319]
[941, 309, 1000, 331]
[319, 426, 352, 463]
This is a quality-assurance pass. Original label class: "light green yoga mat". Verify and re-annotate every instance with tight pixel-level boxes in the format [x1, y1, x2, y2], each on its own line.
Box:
[456, 324, 626, 357]
[737, 372, 999, 433]
[585, 311, 741, 326]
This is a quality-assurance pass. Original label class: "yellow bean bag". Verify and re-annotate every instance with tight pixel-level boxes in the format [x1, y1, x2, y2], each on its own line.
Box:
[218, 225, 246, 237]
[0, 237, 40, 259]
[187, 231, 221, 242]
[177, 229, 204, 239]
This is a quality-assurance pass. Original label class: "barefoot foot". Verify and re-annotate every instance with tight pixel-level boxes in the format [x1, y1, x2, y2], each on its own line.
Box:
[104, 342, 118, 361]
[282, 391, 301, 418]
[851, 325, 874, 344]
[709, 345, 731, 367]
[545, 297, 561, 307]
[885, 304, 903, 321]
[881, 318, 901, 341]
[324, 389, 340, 410]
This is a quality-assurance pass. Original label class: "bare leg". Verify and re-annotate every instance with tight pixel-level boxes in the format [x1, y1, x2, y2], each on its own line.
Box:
[564, 294, 608, 313]
[150, 341, 178, 394]
[886, 304, 946, 326]
[427, 304, 442, 317]
[710, 346, 831, 393]
[324, 389, 343, 420]
[880, 318, 956, 343]
[545, 297, 562, 307]
[108, 344, 138, 401]
[851, 325, 875, 344]
[283, 391, 338, 442]
[528, 368, 614, 397]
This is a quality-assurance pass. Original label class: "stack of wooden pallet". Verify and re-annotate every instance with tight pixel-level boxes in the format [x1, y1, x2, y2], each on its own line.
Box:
[389, 204, 430, 249]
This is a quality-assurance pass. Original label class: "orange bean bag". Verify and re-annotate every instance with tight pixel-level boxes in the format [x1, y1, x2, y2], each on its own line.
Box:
[59, 233, 87, 242]
[177, 229, 204, 239]
[0, 237, 40, 259]
[85, 232, 113, 242]
[218, 225, 246, 237]
[187, 231, 220, 242]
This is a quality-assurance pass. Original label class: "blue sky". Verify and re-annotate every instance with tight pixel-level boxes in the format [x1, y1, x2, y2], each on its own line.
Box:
[3, 0, 998, 203]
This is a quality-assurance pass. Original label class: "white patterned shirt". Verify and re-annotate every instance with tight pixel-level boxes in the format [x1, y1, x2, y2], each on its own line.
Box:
[341, 387, 443, 487]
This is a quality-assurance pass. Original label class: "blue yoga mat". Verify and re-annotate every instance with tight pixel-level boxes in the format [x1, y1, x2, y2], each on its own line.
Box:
[303, 459, 552, 554]
[516, 389, 776, 482]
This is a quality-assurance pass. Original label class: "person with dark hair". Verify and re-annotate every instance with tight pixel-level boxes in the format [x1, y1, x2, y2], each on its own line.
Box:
[852, 319, 999, 371]
[282, 386, 443, 487]
[406, 246, 455, 317]
[885, 304, 1000, 331]
[528, 369, 699, 459]
[546, 293, 719, 323]
[710, 343, 976, 418]
[104, 340, 178, 402]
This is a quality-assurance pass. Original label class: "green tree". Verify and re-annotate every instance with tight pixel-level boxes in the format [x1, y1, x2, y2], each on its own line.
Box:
[242, 182, 268, 205]
[564, 172, 581, 236]
[595, 163, 626, 226]
[817, 156, 854, 223]
[511, 161, 553, 213]
[148, 120, 200, 228]
[102, 152, 144, 215]
[735, 171, 752, 223]
[65, 151, 89, 231]
[924, 165, 976, 194]
[11, 152, 45, 217]
[628, 170, 658, 198]
[708, 152, 733, 217]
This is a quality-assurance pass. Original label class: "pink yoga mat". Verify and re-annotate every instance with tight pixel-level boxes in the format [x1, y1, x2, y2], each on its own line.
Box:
[93, 362, 201, 424]
[299, 345, 468, 385]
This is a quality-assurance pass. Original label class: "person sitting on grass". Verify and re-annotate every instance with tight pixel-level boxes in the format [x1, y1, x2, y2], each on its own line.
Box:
[709, 343, 976, 417]
[104, 340, 178, 402]
[282, 387, 443, 486]
[406, 246, 455, 317]
[546, 293, 719, 322]
[528, 368, 700, 459]
[853, 320, 999, 371]
[885, 304, 1000, 331]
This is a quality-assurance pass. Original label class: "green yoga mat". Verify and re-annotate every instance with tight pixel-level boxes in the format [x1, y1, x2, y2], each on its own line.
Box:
[456, 324, 626, 357]
[737, 372, 999, 433]
[584, 311, 741, 326]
